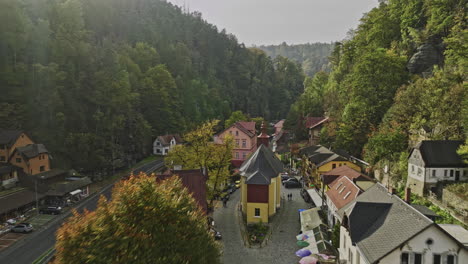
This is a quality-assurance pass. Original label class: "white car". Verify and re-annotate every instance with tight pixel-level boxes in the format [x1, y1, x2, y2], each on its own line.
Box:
[11, 223, 33, 233]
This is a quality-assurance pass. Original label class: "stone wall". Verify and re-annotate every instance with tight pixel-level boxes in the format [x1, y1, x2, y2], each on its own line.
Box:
[443, 189, 468, 211]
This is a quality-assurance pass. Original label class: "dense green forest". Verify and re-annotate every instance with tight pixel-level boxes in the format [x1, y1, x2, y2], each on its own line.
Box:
[287, 0, 466, 181]
[0, 0, 304, 173]
[258, 42, 334, 76]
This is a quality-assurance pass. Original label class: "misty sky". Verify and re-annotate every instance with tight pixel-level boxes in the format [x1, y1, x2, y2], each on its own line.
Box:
[167, 0, 379, 45]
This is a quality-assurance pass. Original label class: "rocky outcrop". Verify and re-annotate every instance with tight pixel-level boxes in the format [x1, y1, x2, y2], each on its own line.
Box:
[407, 43, 444, 75]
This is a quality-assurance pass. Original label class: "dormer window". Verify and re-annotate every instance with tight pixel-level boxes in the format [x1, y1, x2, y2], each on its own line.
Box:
[336, 182, 343, 190]
[343, 191, 351, 199]
[339, 186, 346, 194]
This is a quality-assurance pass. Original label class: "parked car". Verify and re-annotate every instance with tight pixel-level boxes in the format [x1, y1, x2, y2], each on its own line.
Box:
[227, 187, 236, 194]
[40, 206, 62, 215]
[283, 177, 300, 185]
[300, 188, 311, 202]
[210, 228, 222, 240]
[11, 223, 33, 233]
[284, 181, 302, 188]
[281, 173, 290, 182]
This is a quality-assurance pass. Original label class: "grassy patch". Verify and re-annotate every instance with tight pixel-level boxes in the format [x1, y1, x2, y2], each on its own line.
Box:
[247, 222, 269, 244]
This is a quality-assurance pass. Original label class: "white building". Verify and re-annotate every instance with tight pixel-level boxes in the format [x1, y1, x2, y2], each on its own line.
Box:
[337, 183, 468, 264]
[408, 140, 467, 195]
[153, 134, 182, 155]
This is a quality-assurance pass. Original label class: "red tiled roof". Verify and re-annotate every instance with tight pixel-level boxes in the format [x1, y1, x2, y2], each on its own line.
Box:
[326, 176, 361, 210]
[156, 169, 207, 214]
[237, 121, 256, 133]
[305, 117, 328, 129]
[321, 165, 371, 186]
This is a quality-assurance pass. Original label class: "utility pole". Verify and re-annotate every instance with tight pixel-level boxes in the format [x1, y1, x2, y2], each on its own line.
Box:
[35, 178, 39, 215]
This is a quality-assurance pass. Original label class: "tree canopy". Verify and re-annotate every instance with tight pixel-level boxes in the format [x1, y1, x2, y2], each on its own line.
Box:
[54, 174, 220, 264]
[0, 0, 304, 175]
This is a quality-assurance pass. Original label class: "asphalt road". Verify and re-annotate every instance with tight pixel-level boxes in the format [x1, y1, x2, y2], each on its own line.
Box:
[0, 159, 164, 264]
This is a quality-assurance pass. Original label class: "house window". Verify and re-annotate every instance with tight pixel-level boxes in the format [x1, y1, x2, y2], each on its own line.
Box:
[433, 254, 441, 264]
[343, 232, 346, 249]
[16, 158, 21, 163]
[40, 166, 45, 172]
[401, 252, 423, 264]
[349, 249, 353, 264]
[332, 164, 336, 169]
[432, 170, 436, 177]
[254, 208, 260, 217]
[444, 170, 448, 177]
[156, 142, 160, 146]
[156, 149, 161, 153]
[401, 253, 409, 264]
[236, 131, 239, 136]
[414, 253, 422, 264]
[242, 139, 246, 148]
[242, 153, 246, 159]
[229, 131, 232, 135]
[235, 152, 239, 159]
[411, 165, 414, 172]
[450, 170, 454, 177]
[0, 156, 5, 162]
[235, 139, 239, 146]
[447, 255, 455, 264]
[356, 251, 360, 264]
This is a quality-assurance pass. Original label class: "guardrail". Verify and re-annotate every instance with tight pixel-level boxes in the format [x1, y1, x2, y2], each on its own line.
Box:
[32, 247, 55, 264]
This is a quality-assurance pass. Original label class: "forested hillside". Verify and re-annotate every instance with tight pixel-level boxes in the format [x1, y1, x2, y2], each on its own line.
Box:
[258, 42, 334, 76]
[0, 0, 304, 173]
[287, 0, 466, 180]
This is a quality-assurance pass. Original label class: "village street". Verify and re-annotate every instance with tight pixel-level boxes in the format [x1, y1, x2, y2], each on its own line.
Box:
[214, 182, 311, 264]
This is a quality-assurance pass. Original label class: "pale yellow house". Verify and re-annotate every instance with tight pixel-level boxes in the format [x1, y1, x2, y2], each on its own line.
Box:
[240, 144, 283, 224]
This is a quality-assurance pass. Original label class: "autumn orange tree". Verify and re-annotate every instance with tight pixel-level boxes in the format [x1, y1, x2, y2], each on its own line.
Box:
[54, 174, 220, 264]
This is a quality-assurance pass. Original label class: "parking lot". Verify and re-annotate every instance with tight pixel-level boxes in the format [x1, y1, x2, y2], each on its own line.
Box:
[0, 233, 26, 251]
[28, 214, 55, 229]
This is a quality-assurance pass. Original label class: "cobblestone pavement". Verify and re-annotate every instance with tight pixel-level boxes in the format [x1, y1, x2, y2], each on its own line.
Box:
[214, 184, 311, 264]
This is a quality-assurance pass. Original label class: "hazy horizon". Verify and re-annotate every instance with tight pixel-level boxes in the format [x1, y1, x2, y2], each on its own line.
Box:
[167, 0, 379, 46]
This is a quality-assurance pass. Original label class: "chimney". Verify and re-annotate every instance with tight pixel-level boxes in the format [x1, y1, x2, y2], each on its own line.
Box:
[405, 187, 411, 203]
[390, 187, 396, 195]
[257, 121, 270, 148]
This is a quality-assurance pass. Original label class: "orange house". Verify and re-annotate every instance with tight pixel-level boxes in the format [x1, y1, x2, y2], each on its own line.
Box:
[9, 144, 51, 175]
[0, 130, 34, 163]
[214, 121, 257, 167]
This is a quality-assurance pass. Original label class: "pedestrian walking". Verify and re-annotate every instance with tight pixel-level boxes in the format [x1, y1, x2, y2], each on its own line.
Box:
[290, 193, 293, 200]
[223, 198, 227, 208]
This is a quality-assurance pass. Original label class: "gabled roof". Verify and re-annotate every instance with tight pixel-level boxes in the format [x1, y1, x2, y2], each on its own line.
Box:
[316, 153, 349, 167]
[326, 176, 363, 210]
[0, 189, 45, 215]
[240, 144, 283, 185]
[237, 121, 256, 133]
[321, 165, 371, 186]
[14, 144, 48, 159]
[341, 183, 433, 263]
[305, 117, 328, 129]
[299, 145, 324, 156]
[0, 130, 23, 147]
[412, 140, 465, 167]
[35, 168, 67, 180]
[274, 119, 285, 129]
[155, 134, 183, 147]
[156, 169, 208, 213]
[438, 224, 468, 246]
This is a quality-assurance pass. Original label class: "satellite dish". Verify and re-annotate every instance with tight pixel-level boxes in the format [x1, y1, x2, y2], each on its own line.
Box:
[384, 165, 388, 174]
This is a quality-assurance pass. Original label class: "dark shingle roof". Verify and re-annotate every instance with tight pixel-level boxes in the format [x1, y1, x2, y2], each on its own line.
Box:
[411, 204, 439, 218]
[0, 189, 45, 215]
[414, 140, 465, 167]
[156, 134, 183, 147]
[0, 164, 22, 175]
[240, 144, 283, 185]
[341, 184, 433, 263]
[35, 169, 67, 180]
[0, 130, 23, 146]
[16, 144, 48, 159]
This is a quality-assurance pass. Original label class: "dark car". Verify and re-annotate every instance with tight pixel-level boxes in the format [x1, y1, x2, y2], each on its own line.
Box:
[11, 223, 33, 233]
[40, 206, 62, 215]
[281, 173, 290, 182]
[283, 177, 300, 185]
[284, 181, 302, 188]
